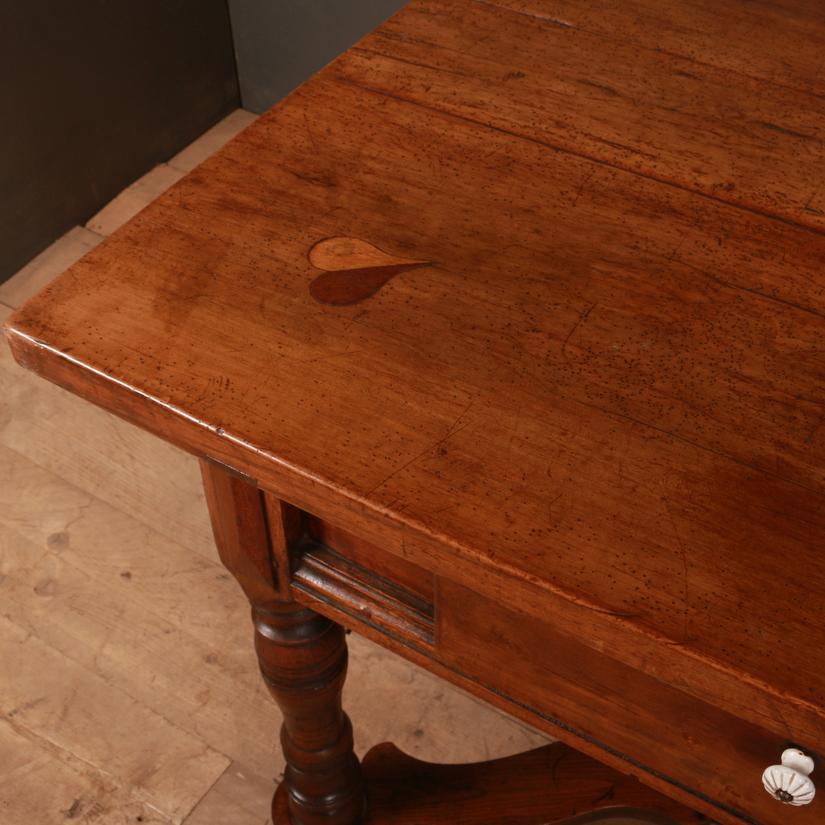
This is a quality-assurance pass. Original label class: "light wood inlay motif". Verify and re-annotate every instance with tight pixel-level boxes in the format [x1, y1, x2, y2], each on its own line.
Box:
[308, 237, 431, 305]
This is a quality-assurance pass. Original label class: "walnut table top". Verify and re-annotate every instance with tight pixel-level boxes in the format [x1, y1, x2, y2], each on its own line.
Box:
[6, 2, 825, 824]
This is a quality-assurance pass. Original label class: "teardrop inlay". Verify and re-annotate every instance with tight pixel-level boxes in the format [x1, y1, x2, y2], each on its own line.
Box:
[308, 237, 430, 306]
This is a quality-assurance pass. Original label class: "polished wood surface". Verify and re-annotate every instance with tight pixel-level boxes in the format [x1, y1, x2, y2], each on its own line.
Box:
[253, 600, 365, 825]
[5, 2, 825, 824]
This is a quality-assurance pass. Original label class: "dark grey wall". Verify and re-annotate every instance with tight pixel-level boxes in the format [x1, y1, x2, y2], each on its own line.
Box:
[0, 1, 239, 283]
[228, 0, 407, 113]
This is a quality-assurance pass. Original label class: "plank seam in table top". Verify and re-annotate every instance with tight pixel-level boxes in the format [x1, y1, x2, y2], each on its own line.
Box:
[473, 0, 825, 103]
[355, 0, 825, 240]
[335, 63, 825, 243]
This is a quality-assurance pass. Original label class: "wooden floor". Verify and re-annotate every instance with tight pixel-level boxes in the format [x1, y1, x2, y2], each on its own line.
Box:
[0, 111, 549, 825]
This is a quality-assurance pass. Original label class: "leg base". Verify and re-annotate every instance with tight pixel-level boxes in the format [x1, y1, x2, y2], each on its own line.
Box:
[273, 741, 711, 825]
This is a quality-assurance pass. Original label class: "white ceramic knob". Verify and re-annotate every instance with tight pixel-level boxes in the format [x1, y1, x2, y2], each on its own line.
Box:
[762, 749, 816, 806]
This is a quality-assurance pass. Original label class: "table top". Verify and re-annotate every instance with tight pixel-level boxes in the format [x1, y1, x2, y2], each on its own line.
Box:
[6, 0, 825, 750]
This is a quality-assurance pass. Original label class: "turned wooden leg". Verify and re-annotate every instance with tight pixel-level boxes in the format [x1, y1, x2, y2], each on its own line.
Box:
[254, 601, 364, 825]
[200, 460, 365, 825]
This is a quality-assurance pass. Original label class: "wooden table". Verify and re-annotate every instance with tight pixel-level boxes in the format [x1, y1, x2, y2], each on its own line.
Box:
[5, 2, 825, 823]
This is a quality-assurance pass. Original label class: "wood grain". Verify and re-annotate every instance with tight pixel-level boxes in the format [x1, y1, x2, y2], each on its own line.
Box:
[5, 1, 825, 823]
[182, 761, 276, 825]
[0, 611, 229, 823]
[483, 0, 825, 98]
[0, 720, 170, 825]
[336, 0, 825, 230]
[0, 446, 281, 774]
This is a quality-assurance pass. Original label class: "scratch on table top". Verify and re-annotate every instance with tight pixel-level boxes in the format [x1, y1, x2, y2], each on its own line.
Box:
[475, 0, 575, 29]
[661, 491, 691, 643]
[561, 302, 597, 360]
[364, 398, 476, 497]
